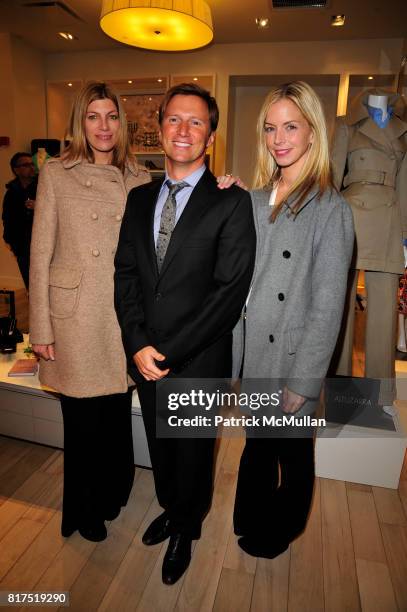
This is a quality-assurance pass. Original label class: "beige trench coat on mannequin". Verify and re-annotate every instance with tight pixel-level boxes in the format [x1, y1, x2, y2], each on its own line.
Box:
[331, 89, 407, 406]
[29, 158, 150, 397]
[331, 89, 407, 274]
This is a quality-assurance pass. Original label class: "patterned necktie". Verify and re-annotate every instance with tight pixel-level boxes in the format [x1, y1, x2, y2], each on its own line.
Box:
[156, 180, 188, 271]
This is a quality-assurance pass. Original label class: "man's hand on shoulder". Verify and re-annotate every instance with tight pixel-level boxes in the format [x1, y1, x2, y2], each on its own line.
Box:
[216, 174, 247, 190]
[134, 346, 170, 381]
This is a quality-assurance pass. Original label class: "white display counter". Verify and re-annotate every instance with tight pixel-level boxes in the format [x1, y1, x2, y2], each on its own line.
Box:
[0, 338, 151, 467]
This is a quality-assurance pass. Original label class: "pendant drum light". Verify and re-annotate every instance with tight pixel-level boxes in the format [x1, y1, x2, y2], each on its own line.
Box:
[100, 0, 214, 51]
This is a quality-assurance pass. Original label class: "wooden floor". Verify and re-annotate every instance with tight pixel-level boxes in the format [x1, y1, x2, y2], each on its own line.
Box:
[1, 311, 407, 610]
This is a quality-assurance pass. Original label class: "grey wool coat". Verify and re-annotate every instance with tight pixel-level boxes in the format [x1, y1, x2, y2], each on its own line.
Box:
[29, 157, 150, 397]
[233, 186, 354, 415]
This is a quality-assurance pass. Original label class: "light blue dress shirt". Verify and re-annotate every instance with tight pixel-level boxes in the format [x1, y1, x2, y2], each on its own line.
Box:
[153, 165, 206, 247]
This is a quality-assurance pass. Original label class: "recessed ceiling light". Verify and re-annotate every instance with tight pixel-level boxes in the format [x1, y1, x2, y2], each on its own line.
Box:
[368, 76, 374, 80]
[157, 78, 163, 83]
[331, 15, 345, 27]
[122, 97, 127, 102]
[255, 17, 270, 29]
[193, 77, 198, 81]
[128, 80, 133, 84]
[68, 82, 73, 87]
[58, 31, 76, 40]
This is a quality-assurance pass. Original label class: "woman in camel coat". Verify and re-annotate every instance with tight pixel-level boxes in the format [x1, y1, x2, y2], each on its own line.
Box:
[29, 82, 150, 542]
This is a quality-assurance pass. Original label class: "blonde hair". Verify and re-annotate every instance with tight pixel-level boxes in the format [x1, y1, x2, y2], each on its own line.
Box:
[253, 81, 332, 221]
[62, 81, 130, 172]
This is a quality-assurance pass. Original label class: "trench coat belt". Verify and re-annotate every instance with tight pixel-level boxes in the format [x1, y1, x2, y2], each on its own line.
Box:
[343, 169, 396, 189]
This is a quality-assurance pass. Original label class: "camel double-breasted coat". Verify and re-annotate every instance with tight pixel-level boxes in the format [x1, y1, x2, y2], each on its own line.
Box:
[29, 157, 150, 397]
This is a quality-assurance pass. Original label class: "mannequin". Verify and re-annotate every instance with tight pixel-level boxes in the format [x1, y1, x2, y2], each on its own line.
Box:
[331, 88, 407, 417]
[367, 94, 389, 124]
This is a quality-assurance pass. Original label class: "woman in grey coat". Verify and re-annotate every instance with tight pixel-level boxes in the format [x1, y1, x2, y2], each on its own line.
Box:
[231, 81, 354, 559]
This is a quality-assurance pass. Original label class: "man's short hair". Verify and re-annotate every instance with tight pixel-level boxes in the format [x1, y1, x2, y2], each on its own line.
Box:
[10, 152, 32, 175]
[158, 83, 219, 133]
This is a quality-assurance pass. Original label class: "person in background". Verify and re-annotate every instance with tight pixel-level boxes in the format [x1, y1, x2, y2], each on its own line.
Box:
[2, 152, 37, 289]
[29, 81, 150, 542]
[221, 81, 354, 559]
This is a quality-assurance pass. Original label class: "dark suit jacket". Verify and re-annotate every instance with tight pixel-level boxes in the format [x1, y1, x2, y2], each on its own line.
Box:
[114, 168, 256, 381]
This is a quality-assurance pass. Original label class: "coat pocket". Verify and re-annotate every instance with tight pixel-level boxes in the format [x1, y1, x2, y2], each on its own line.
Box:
[49, 265, 83, 319]
[287, 326, 305, 355]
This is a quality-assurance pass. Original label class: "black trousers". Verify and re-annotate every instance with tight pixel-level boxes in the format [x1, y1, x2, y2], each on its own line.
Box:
[233, 436, 315, 545]
[60, 390, 135, 528]
[16, 252, 30, 289]
[137, 381, 215, 539]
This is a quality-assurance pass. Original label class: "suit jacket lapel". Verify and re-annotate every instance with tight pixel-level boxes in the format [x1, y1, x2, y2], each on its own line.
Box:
[158, 169, 217, 280]
[140, 179, 162, 280]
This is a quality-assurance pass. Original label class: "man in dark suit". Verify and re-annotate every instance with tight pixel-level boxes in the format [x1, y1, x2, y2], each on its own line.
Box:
[114, 83, 255, 584]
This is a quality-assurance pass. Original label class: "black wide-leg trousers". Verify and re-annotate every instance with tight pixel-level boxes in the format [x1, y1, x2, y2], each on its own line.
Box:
[60, 390, 135, 528]
[233, 436, 315, 545]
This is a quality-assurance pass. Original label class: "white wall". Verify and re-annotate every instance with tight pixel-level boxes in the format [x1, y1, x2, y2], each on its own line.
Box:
[45, 37, 404, 175]
[0, 34, 46, 289]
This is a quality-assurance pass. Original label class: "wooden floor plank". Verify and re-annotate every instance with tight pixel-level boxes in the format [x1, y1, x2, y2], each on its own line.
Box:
[135, 541, 189, 612]
[380, 524, 407, 612]
[0, 474, 61, 581]
[0, 436, 32, 478]
[67, 469, 155, 612]
[0, 470, 57, 541]
[0, 443, 55, 499]
[174, 442, 239, 612]
[0, 512, 65, 591]
[223, 526, 257, 576]
[356, 559, 397, 612]
[98, 499, 165, 611]
[347, 487, 386, 563]
[213, 566, 254, 612]
[288, 479, 324, 612]
[372, 486, 407, 526]
[250, 552, 290, 612]
[320, 478, 360, 612]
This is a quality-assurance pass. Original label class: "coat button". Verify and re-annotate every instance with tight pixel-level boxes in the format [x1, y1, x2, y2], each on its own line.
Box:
[85, 180, 92, 187]
[283, 250, 291, 258]
[155, 292, 162, 301]
[269, 334, 274, 343]
[115, 214, 122, 221]
[92, 249, 100, 257]
[278, 293, 285, 301]
[91, 212, 98, 220]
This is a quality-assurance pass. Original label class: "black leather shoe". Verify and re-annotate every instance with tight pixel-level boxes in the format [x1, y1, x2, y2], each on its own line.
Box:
[142, 512, 171, 546]
[162, 534, 192, 585]
[238, 536, 288, 559]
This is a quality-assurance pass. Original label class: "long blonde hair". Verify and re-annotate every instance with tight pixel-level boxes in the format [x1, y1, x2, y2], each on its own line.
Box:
[62, 81, 130, 172]
[253, 81, 332, 221]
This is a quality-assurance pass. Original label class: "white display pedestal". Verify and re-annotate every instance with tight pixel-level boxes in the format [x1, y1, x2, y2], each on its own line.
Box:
[315, 363, 407, 489]
[0, 339, 151, 468]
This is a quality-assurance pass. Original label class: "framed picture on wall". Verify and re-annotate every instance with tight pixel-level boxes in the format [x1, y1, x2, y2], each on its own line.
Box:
[122, 93, 164, 153]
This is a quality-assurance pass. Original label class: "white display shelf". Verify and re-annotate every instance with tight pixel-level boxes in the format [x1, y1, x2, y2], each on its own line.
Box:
[315, 361, 407, 489]
[0, 338, 151, 467]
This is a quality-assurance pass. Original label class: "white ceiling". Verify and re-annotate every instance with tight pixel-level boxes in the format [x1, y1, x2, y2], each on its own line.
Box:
[0, 0, 406, 54]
